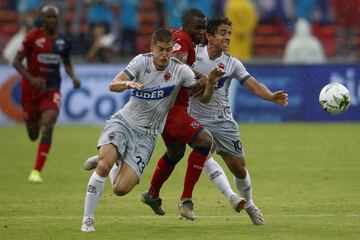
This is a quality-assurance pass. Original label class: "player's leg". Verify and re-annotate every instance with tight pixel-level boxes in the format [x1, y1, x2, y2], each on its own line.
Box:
[28, 109, 58, 183]
[219, 151, 264, 225]
[25, 120, 40, 141]
[82, 144, 119, 232]
[112, 161, 139, 196]
[203, 156, 246, 212]
[140, 139, 185, 216]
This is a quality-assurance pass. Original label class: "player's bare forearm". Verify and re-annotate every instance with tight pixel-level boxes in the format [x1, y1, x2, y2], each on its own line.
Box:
[63, 57, 81, 88]
[13, 54, 32, 80]
[244, 77, 288, 106]
[109, 72, 143, 92]
[173, 53, 188, 64]
[198, 66, 225, 103]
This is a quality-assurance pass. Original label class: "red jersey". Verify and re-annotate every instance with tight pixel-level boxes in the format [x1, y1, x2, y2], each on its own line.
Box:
[18, 28, 72, 92]
[171, 29, 196, 108]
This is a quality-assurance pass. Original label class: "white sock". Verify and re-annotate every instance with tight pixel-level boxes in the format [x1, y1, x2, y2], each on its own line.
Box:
[109, 161, 121, 185]
[204, 157, 238, 201]
[234, 169, 254, 208]
[83, 172, 106, 219]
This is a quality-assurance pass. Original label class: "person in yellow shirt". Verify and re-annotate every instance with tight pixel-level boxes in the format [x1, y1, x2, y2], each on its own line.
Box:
[225, 0, 257, 61]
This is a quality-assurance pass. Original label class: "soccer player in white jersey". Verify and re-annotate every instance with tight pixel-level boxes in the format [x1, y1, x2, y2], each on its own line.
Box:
[190, 17, 289, 225]
[80, 29, 224, 232]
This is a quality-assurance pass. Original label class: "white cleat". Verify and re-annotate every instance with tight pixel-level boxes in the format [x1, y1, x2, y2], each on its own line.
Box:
[83, 155, 99, 171]
[245, 205, 265, 225]
[81, 217, 96, 232]
[229, 194, 246, 213]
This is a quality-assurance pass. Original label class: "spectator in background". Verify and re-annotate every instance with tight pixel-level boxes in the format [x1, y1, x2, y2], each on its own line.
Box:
[332, 0, 360, 58]
[225, 0, 257, 61]
[295, 0, 318, 22]
[163, 0, 189, 28]
[189, 0, 213, 18]
[113, 0, 140, 56]
[84, 0, 115, 62]
[283, 18, 326, 64]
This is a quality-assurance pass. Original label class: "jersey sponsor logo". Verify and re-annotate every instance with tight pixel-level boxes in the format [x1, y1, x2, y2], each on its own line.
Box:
[173, 43, 181, 51]
[37, 53, 61, 64]
[35, 38, 46, 48]
[164, 72, 171, 81]
[131, 85, 176, 100]
[196, 56, 203, 61]
[215, 76, 230, 89]
[55, 39, 65, 51]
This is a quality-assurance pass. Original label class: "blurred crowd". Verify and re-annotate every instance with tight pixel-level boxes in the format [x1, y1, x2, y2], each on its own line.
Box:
[0, 0, 359, 64]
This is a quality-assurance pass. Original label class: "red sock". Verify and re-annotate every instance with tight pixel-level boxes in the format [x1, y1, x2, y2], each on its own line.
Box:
[148, 155, 175, 198]
[181, 147, 209, 200]
[34, 136, 51, 171]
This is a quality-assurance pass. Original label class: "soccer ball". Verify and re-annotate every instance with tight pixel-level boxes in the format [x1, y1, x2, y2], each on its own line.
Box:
[319, 83, 350, 115]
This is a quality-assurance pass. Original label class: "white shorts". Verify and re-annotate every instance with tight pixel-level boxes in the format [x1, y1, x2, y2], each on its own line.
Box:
[202, 120, 244, 157]
[97, 114, 156, 179]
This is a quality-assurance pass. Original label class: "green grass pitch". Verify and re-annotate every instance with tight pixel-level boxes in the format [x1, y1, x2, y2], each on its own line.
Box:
[0, 123, 359, 240]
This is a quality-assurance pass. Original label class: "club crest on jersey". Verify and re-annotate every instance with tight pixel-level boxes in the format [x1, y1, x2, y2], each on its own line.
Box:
[191, 121, 199, 129]
[55, 39, 65, 51]
[218, 62, 225, 69]
[164, 72, 171, 81]
[35, 38, 46, 48]
[108, 132, 116, 141]
[173, 43, 181, 51]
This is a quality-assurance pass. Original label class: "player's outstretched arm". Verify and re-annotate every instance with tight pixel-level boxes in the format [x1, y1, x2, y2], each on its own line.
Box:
[63, 55, 81, 88]
[243, 77, 288, 106]
[197, 66, 225, 103]
[109, 71, 144, 92]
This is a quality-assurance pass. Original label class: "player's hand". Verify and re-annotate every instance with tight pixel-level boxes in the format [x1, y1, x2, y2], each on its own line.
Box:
[29, 76, 45, 90]
[72, 77, 81, 89]
[126, 81, 144, 90]
[208, 66, 225, 85]
[191, 75, 207, 98]
[272, 90, 288, 106]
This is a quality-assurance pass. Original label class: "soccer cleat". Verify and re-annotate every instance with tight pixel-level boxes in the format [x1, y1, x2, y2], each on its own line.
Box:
[81, 217, 96, 232]
[229, 194, 246, 213]
[83, 155, 99, 171]
[28, 170, 43, 183]
[245, 205, 265, 225]
[140, 191, 165, 215]
[177, 198, 195, 221]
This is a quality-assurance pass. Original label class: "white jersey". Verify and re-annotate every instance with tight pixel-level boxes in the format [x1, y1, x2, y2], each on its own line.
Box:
[117, 53, 196, 134]
[189, 45, 250, 124]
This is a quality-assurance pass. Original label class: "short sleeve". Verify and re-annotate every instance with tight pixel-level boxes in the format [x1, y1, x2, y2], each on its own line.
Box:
[181, 64, 197, 88]
[232, 58, 251, 85]
[123, 54, 144, 79]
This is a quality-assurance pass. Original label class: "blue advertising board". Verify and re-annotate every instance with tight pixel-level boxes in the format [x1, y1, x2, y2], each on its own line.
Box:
[229, 65, 360, 122]
[0, 64, 359, 124]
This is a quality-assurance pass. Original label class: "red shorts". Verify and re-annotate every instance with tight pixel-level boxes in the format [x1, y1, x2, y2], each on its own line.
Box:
[22, 88, 61, 121]
[162, 106, 203, 144]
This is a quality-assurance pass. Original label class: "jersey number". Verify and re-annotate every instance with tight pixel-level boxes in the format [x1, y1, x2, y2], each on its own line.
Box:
[136, 156, 145, 173]
[232, 140, 242, 153]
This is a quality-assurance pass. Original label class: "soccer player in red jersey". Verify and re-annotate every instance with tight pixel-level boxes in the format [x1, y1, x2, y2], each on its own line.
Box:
[140, 9, 245, 220]
[13, 5, 81, 183]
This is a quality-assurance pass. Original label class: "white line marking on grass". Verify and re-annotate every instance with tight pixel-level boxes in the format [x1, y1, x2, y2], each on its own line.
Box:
[1, 214, 360, 220]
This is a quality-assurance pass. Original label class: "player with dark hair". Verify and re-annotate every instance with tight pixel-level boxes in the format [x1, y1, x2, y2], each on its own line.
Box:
[139, 9, 246, 220]
[189, 16, 289, 225]
[80, 28, 224, 232]
[13, 4, 81, 183]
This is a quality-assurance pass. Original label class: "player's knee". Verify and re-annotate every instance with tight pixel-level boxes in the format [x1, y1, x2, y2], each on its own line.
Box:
[28, 132, 39, 141]
[96, 159, 112, 176]
[193, 129, 213, 148]
[164, 151, 183, 165]
[113, 184, 131, 196]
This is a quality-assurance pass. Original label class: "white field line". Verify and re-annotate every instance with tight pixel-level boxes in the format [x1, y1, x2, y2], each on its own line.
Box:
[0, 214, 360, 220]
